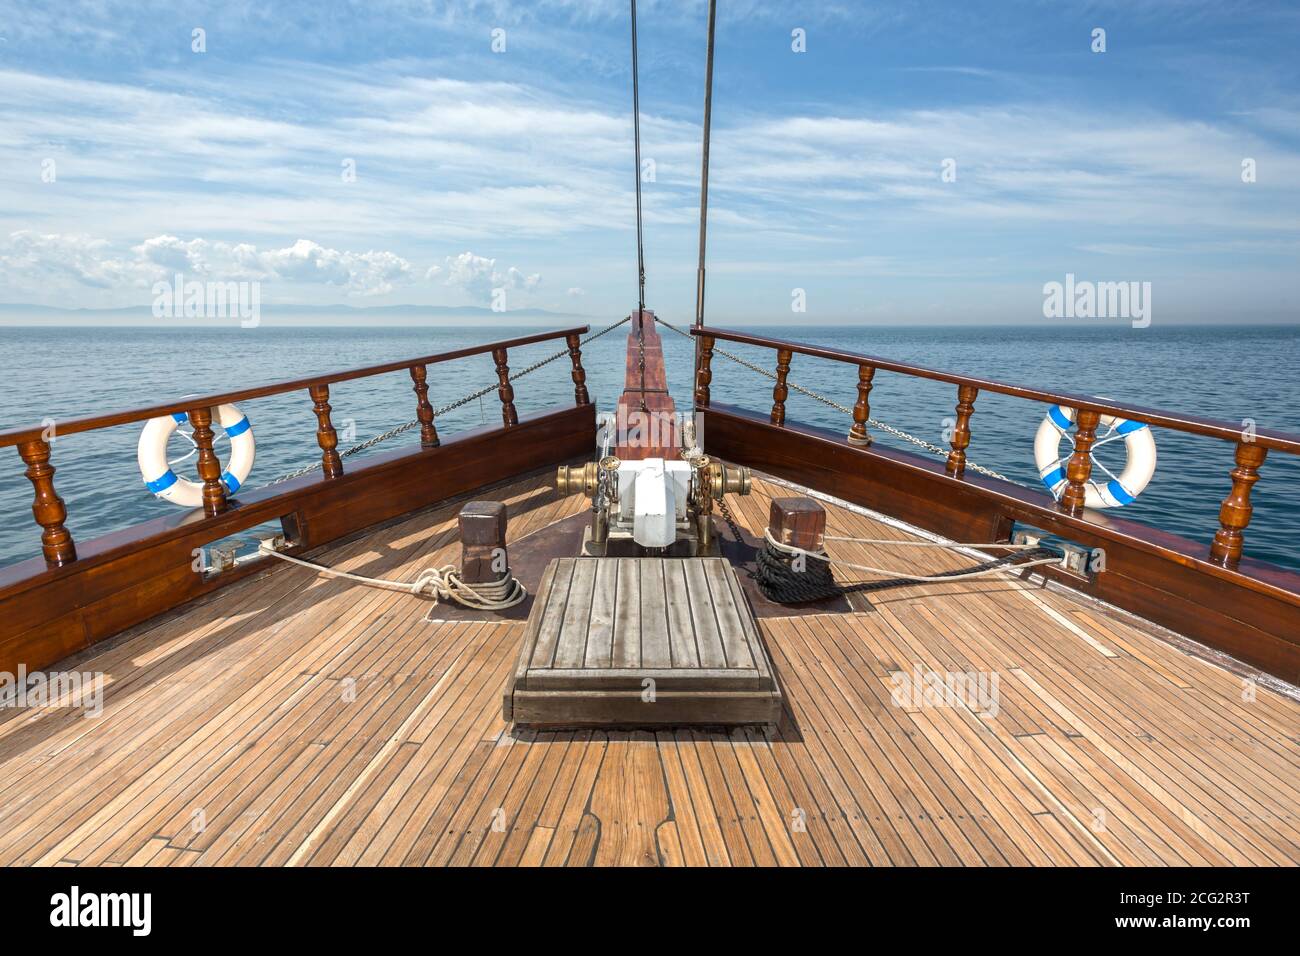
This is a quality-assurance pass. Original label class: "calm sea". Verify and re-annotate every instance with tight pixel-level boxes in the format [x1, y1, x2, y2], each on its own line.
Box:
[1, 322, 1297, 571]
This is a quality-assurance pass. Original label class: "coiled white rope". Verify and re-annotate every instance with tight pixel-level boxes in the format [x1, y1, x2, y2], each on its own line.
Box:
[257, 544, 526, 610]
[763, 530, 1062, 583]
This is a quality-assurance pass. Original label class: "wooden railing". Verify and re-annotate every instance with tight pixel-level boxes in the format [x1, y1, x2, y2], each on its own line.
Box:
[692, 326, 1300, 570]
[0, 326, 590, 569]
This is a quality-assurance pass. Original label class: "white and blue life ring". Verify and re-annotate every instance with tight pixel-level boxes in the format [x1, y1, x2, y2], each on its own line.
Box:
[1034, 404, 1155, 509]
[137, 404, 255, 508]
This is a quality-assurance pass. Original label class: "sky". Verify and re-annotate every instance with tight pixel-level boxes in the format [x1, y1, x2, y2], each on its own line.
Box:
[0, 0, 1297, 325]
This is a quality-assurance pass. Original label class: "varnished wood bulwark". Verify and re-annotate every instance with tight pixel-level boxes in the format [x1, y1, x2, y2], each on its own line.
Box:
[0, 327, 592, 678]
[0, 405, 595, 678]
[503, 557, 783, 727]
[690, 325, 1300, 684]
[0, 470, 1294, 867]
[702, 403, 1300, 684]
[0, 327, 587, 573]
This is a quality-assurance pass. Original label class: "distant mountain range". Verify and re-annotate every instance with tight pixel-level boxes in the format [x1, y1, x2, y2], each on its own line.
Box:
[0, 302, 591, 325]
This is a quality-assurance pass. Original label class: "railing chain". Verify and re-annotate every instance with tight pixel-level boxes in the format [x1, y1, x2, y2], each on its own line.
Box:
[258, 316, 632, 488]
[655, 318, 1022, 486]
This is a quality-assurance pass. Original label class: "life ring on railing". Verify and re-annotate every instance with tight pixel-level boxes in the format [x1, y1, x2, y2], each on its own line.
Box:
[138, 404, 255, 508]
[1034, 404, 1155, 509]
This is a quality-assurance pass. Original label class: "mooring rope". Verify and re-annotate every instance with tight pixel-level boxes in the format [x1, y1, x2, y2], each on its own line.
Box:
[754, 530, 1062, 604]
[257, 543, 526, 610]
[821, 534, 1041, 550]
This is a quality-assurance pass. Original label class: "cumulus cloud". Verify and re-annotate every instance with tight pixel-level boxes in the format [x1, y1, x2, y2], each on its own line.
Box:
[255, 239, 412, 296]
[0, 232, 413, 297]
[432, 251, 541, 303]
[0, 231, 151, 288]
[566, 287, 585, 297]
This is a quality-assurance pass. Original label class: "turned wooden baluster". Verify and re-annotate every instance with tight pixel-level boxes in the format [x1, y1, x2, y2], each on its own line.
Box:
[1058, 408, 1101, 516]
[410, 365, 439, 448]
[566, 333, 590, 406]
[847, 364, 876, 446]
[16, 438, 76, 566]
[695, 335, 715, 408]
[1209, 441, 1268, 568]
[771, 348, 793, 425]
[187, 407, 228, 515]
[492, 347, 518, 426]
[945, 385, 979, 476]
[308, 384, 344, 478]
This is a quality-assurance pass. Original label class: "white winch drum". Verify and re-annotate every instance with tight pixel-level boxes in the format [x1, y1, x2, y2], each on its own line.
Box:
[138, 404, 255, 508]
[1034, 404, 1155, 509]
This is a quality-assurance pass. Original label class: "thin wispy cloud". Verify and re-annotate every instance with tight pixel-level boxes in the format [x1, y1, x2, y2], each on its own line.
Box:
[0, 0, 1296, 322]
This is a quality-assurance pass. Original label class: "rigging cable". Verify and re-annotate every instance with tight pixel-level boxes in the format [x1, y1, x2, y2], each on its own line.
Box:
[629, 0, 649, 411]
[693, 0, 718, 410]
[630, 0, 646, 316]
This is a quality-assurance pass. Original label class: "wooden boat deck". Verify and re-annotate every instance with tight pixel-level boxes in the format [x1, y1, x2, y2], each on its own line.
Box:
[0, 468, 1296, 867]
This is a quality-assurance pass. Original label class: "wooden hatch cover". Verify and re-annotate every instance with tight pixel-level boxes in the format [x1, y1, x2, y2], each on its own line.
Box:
[503, 557, 782, 727]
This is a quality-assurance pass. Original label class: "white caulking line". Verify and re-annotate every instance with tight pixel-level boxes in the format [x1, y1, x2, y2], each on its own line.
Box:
[287, 647, 468, 866]
[755, 471, 1300, 701]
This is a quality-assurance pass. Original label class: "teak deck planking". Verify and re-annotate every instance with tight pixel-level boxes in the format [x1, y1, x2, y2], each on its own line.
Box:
[0, 469, 1295, 867]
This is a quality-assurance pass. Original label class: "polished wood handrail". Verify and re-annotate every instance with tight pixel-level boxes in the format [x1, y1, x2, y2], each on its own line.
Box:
[691, 326, 1300, 455]
[692, 325, 1300, 570]
[3, 325, 589, 569]
[0, 405, 596, 677]
[0, 326, 589, 448]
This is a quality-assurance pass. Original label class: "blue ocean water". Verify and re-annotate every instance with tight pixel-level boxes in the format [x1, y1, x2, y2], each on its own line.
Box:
[0, 322, 1297, 571]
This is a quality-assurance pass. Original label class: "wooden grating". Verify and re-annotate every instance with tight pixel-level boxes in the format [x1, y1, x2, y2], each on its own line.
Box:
[503, 557, 782, 726]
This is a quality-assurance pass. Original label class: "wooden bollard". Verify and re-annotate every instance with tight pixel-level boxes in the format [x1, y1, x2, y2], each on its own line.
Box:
[459, 501, 508, 583]
[769, 497, 826, 552]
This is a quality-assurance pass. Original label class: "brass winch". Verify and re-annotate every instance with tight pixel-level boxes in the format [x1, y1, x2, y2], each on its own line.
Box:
[556, 452, 750, 556]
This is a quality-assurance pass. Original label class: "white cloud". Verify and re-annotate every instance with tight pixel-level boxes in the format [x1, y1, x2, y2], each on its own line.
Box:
[0, 232, 413, 297]
[434, 251, 541, 302]
[1, 25, 1297, 316]
[0, 231, 152, 289]
[135, 235, 211, 275]
[256, 240, 411, 296]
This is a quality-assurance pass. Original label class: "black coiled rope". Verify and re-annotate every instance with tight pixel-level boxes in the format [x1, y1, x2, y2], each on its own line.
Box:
[754, 543, 1062, 604]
